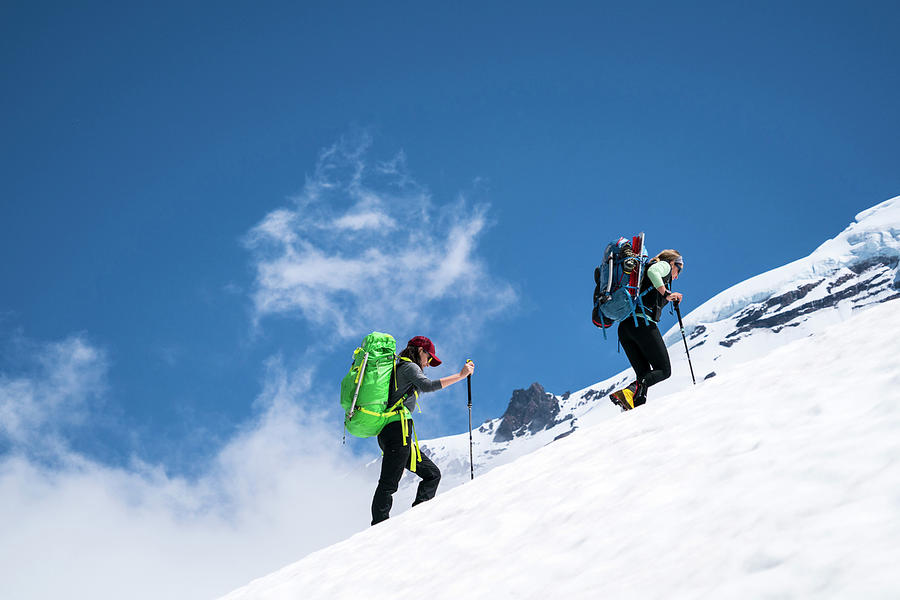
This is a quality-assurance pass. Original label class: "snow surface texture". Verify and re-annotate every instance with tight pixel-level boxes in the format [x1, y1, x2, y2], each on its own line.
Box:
[222, 298, 900, 599]
[371, 197, 900, 511]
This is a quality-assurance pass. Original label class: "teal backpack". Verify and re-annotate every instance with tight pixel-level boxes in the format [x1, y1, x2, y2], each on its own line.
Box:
[340, 332, 423, 469]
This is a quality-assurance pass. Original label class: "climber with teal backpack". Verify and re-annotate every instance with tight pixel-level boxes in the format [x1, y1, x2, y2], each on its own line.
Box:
[592, 234, 685, 410]
[340, 333, 474, 526]
[607, 246, 685, 410]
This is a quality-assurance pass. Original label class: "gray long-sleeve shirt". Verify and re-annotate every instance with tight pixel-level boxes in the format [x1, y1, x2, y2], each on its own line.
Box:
[389, 360, 442, 413]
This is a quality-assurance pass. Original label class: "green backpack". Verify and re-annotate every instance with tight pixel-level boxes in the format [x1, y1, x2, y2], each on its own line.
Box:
[340, 332, 405, 437]
[340, 332, 423, 470]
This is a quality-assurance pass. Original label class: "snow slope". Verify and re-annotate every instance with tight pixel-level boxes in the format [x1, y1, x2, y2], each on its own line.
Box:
[223, 297, 900, 599]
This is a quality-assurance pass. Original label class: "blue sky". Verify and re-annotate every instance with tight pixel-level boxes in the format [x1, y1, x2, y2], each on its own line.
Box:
[1, 2, 899, 595]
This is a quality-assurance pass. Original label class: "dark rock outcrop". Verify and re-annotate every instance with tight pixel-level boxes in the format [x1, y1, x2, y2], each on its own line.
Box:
[719, 256, 900, 347]
[493, 382, 561, 443]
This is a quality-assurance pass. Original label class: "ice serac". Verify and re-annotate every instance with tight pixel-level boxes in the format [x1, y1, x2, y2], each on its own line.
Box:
[671, 196, 900, 346]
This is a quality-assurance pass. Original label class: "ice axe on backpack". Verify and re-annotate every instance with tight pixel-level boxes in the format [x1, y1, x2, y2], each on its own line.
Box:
[673, 301, 697, 385]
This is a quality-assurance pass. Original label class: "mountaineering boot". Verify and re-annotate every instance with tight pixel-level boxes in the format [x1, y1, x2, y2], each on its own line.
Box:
[632, 381, 648, 408]
[609, 381, 637, 411]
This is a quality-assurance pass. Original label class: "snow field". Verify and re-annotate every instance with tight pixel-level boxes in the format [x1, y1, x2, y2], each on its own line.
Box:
[223, 299, 900, 599]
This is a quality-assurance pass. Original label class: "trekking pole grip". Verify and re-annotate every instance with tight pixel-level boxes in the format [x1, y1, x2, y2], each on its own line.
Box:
[466, 359, 473, 407]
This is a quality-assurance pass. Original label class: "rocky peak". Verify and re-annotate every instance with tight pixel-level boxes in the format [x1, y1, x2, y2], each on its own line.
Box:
[493, 382, 561, 443]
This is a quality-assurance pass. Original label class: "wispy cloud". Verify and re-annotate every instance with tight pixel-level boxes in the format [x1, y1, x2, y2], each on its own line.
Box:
[244, 134, 518, 349]
[0, 335, 106, 452]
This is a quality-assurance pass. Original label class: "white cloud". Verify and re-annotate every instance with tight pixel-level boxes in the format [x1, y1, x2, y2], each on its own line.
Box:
[244, 135, 518, 351]
[0, 335, 106, 448]
[333, 210, 397, 231]
[0, 336, 376, 600]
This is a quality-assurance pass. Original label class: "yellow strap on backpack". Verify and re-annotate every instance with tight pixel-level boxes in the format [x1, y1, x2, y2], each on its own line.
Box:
[391, 356, 424, 471]
[400, 408, 409, 444]
[410, 421, 422, 470]
[395, 408, 423, 472]
[393, 357, 398, 391]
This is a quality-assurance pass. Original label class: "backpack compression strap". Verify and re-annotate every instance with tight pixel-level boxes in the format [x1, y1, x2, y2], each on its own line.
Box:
[632, 286, 658, 327]
[354, 396, 421, 471]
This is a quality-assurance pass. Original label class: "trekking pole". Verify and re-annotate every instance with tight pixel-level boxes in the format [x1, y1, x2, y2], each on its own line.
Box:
[466, 359, 474, 481]
[673, 302, 696, 385]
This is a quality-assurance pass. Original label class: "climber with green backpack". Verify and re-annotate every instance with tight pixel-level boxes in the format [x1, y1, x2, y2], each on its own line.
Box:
[340, 332, 474, 526]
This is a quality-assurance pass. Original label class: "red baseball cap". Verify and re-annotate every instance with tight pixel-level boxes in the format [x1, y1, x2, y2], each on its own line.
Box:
[407, 336, 442, 366]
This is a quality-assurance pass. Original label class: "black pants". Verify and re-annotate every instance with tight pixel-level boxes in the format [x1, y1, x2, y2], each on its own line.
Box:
[370, 420, 441, 525]
[618, 317, 672, 390]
